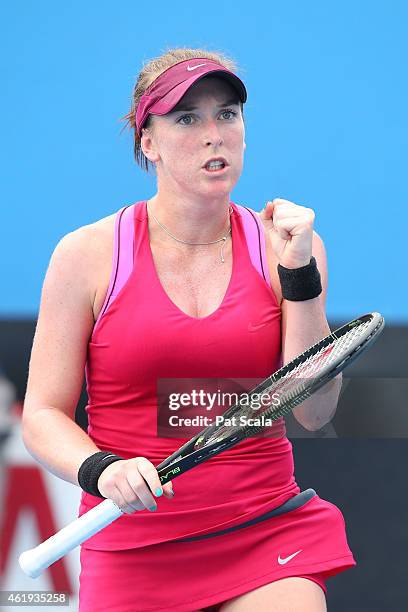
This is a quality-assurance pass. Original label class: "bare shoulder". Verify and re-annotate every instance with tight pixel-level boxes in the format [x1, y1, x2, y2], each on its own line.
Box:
[79, 212, 116, 247]
[59, 212, 115, 250]
[69, 213, 116, 321]
[23, 213, 117, 418]
[88, 211, 117, 233]
[59, 213, 115, 281]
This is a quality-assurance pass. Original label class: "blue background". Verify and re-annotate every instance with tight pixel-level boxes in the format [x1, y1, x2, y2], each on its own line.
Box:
[1, 0, 406, 322]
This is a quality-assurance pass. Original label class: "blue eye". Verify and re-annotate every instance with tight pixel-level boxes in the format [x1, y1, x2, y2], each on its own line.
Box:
[221, 109, 237, 119]
[177, 114, 194, 125]
[176, 109, 238, 125]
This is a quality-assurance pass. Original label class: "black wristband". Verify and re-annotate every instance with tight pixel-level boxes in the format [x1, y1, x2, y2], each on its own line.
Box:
[277, 256, 322, 301]
[77, 451, 124, 498]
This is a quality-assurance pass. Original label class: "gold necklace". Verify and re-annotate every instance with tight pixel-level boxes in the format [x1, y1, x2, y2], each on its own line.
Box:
[147, 204, 233, 263]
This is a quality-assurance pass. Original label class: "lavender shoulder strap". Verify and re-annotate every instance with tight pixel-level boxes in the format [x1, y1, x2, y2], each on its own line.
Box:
[93, 204, 135, 331]
[235, 204, 271, 287]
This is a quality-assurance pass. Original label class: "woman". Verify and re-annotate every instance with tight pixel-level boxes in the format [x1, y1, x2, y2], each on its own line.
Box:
[22, 48, 355, 611]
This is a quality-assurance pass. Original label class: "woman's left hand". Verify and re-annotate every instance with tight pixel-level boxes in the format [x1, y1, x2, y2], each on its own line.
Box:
[259, 198, 315, 269]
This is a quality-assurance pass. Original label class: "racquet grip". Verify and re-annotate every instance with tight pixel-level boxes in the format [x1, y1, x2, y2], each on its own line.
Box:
[18, 499, 122, 578]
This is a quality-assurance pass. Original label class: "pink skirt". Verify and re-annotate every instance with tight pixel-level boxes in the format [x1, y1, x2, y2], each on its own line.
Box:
[79, 494, 356, 612]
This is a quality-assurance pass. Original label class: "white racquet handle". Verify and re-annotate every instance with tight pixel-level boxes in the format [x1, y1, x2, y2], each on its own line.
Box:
[19, 498, 122, 578]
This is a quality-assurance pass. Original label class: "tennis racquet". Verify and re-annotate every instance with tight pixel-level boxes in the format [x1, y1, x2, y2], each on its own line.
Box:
[19, 311, 384, 578]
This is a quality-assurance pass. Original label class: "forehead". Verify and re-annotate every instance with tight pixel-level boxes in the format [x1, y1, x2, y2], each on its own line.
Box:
[174, 76, 239, 109]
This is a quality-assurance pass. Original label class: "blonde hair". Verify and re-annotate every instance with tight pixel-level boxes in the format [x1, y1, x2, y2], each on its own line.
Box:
[120, 47, 245, 173]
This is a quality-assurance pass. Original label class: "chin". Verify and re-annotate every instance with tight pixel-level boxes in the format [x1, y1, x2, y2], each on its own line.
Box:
[202, 185, 232, 198]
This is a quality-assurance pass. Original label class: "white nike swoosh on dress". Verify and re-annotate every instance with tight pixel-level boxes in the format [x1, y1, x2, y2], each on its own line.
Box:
[277, 550, 302, 565]
[187, 63, 207, 71]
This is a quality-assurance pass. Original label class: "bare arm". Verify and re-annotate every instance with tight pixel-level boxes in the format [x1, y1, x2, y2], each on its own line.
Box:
[22, 228, 100, 485]
[22, 226, 174, 510]
[279, 231, 342, 431]
[262, 219, 342, 431]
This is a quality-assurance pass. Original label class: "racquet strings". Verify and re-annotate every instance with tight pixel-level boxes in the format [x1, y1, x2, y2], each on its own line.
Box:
[193, 317, 376, 447]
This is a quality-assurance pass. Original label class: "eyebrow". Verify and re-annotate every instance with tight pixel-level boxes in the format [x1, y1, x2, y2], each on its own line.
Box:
[169, 97, 240, 113]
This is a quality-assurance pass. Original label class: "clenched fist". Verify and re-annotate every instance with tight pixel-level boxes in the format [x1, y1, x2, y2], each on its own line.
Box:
[259, 198, 315, 269]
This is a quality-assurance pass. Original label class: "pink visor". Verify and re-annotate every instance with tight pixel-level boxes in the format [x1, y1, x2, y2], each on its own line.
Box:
[135, 58, 247, 137]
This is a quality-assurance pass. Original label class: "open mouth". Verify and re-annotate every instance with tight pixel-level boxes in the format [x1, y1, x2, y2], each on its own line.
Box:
[203, 162, 227, 173]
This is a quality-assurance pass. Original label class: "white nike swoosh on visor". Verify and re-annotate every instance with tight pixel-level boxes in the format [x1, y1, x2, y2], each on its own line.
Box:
[277, 550, 302, 565]
[187, 63, 207, 71]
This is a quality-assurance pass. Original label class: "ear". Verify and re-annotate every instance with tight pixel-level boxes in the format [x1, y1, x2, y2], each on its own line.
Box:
[141, 128, 160, 164]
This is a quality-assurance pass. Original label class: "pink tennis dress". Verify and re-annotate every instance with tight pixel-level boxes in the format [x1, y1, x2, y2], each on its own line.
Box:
[78, 201, 356, 611]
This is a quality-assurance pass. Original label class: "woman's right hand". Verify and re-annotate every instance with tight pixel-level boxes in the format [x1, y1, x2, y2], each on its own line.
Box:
[97, 457, 174, 514]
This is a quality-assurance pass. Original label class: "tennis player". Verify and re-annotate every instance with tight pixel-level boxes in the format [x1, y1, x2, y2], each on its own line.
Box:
[22, 48, 356, 611]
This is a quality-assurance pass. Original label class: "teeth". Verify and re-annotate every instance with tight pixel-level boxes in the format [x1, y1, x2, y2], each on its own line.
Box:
[206, 161, 224, 169]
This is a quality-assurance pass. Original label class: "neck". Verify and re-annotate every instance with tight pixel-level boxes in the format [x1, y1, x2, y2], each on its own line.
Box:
[147, 189, 231, 243]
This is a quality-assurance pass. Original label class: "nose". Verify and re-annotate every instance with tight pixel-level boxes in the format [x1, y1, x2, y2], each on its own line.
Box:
[203, 119, 224, 147]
